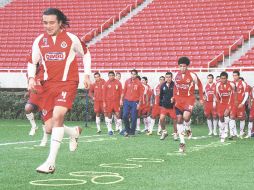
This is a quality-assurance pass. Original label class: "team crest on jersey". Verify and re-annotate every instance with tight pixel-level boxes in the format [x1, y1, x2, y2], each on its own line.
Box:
[45, 52, 66, 61]
[61, 41, 67, 48]
[42, 109, 47, 116]
[41, 38, 49, 48]
[186, 79, 190, 83]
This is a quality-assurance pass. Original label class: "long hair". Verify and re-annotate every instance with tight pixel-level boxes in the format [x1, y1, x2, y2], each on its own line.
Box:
[43, 8, 70, 28]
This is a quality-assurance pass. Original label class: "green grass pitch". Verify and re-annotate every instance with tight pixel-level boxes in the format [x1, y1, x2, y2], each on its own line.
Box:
[0, 119, 254, 190]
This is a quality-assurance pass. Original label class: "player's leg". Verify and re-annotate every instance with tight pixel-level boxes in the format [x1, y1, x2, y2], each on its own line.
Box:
[175, 107, 185, 152]
[129, 101, 138, 135]
[36, 106, 68, 174]
[204, 102, 213, 135]
[114, 111, 122, 133]
[159, 113, 168, 140]
[94, 101, 101, 133]
[105, 112, 114, 135]
[25, 103, 38, 136]
[183, 111, 192, 139]
[122, 100, 131, 135]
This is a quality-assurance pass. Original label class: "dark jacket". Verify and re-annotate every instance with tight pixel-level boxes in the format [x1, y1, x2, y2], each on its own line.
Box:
[159, 81, 174, 109]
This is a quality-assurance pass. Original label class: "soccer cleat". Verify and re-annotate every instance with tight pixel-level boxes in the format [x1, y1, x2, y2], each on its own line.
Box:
[108, 131, 114, 136]
[244, 135, 250, 139]
[239, 135, 243, 139]
[29, 127, 38, 136]
[228, 135, 237, 140]
[39, 140, 47, 147]
[135, 130, 141, 134]
[220, 138, 225, 143]
[160, 131, 168, 140]
[251, 133, 254, 137]
[96, 130, 101, 134]
[208, 131, 213, 136]
[157, 130, 162, 136]
[69, 126, 82, 152]
[36, 162, 55, 174]
[179, 143, 185, 153]
[186, 129, 192, 139]
[213, 131, 218, 136]
[141, 129, 148, 133]
[147, 131, 153, 136]
[173, 133, 178, 141]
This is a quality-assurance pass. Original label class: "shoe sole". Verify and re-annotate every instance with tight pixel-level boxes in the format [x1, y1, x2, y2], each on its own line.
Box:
[36, 169, 55, 174]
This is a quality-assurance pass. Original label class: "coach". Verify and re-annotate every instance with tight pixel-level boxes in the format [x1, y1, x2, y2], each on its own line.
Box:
[121, 69, 143, 136]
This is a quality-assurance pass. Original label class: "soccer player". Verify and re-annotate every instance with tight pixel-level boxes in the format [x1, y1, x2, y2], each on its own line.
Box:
[204, 74, 218, 135]
[231, 71, 249, 139]
[113, 72, 123, 132]
[174, 57, 204, 152]
[27, 8, 91, 174]
[159, 72, 177, 140]
[246, 85, 253, 138]
[215, 72, 236, 142]
[121, 69, 143, 136]
[103, 71, 122, 135]
[147, 76, 165, 135]
[138, 77, 152, 133]
[89, 72, 106, 133]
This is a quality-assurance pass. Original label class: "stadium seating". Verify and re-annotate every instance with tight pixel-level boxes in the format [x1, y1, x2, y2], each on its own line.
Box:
[0, 0, 137, 70]
[91, 0, 254, 69]
[232, 47, 254, 67]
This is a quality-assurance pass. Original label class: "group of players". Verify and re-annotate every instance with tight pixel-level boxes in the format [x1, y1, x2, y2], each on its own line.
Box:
[24, 8, 254, 174]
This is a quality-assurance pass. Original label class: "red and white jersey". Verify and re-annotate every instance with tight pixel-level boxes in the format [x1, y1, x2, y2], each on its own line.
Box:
[31, 30, 87, 82]
[174, 70, 203, 99]
[89, 79, 106, 102]
[216, 81, 235, 104]
[153, 83, 162, 106]
[204, 83, 216, 102]
[235, 79, 248, 103]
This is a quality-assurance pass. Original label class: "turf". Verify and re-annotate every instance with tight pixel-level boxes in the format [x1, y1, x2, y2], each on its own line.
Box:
[0, 119, 254, 190]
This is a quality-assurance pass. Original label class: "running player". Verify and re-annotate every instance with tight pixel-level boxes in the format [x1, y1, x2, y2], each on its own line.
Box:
[28, 8, 91, 173]
[174, 57, 204, 152]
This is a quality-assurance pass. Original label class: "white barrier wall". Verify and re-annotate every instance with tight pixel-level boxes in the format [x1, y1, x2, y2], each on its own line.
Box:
[1, 71, 254, 89]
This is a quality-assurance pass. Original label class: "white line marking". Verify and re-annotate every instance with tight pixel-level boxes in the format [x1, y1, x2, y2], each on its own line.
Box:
[126, 158, 164, 163]
[69, 171, 120, 177]
[91, 175, 124, 185]
[99, 163, 142, 169]
[0, 134, 107, 147]
[29, 179, 87, 187]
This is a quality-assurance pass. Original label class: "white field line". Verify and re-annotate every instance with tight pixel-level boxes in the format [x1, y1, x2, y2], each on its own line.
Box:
[0, 134, 107, 147]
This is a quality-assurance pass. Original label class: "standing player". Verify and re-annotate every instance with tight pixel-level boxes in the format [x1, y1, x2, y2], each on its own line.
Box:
[159, 72, 177, 140]
[204, 74, 218, 135]
[89, 72, 105, 133]
[103, 71, 122, 135]
[147, 76, 165, 135]
[174, 57, 204, 152]
[231, 71, 249, 139]
[215, 72, 236, 142]
[121, 69, 143, 136]
[246, 85, 254, 138]
[138, 77, 152, 133]
[28, 8, 91, 173]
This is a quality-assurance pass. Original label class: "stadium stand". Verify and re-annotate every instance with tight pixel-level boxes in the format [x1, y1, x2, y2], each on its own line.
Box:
[91, 0, 254, 69]
[232, 47, 254, 67]
[0, 0, 139, 70]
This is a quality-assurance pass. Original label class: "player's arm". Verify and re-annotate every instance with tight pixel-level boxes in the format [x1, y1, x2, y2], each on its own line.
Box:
[230, 82, 237, 105]
[73, 36, 92, 89]
[159, 84, 164, 106]
[88, 84, 94, 100]
[28, 36, 42, 91]
[239, 82, 249, 108]
[215, 82, 221, 103]
[120, 80, 127, 106]
[102, 82, 107, 108]
[196, 76, 204, 104]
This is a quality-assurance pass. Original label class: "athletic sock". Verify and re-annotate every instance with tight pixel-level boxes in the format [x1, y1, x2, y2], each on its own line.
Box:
[64, 125, 78, 138]
[207, 119, 213, 133]
[248, 122, 253, 137]
[177, 124, 185, 144]
[136, 118, 141, 131]
[229, 119, 236, 136]
[26, 113, 37, 128]
[150, 118, 155, 132]
[240, 120, 245, 136]
[46, 127, 64, 165]
[213, 119, 218, 134]
[96, 116, 101, 131]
